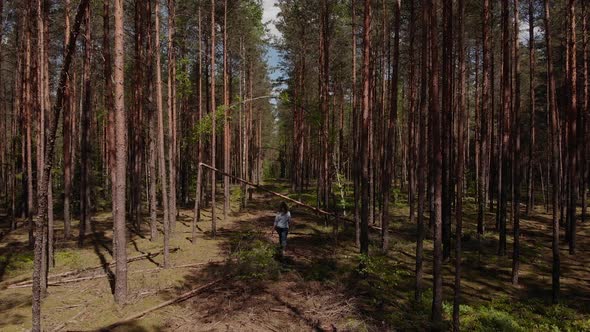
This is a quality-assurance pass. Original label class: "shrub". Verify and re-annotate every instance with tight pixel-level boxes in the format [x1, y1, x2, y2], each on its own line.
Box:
[232, 240, 280, 280]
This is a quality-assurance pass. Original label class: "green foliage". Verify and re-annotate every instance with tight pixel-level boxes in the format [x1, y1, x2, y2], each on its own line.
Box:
[443, 296, 590, 332]
[176, 57, 192, 99]
[0, 251, 34, 277]
[192, 106, 227, 142]
[232, 240, 280, 280]
[357, 254, 409, 292]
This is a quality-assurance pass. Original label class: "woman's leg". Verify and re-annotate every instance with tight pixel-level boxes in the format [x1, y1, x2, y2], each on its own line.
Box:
[281, 228, 288, 249]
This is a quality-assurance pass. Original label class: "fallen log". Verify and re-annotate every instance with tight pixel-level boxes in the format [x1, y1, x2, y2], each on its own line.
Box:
[7, 247, 180, 288]
[9, 258, 221, 289]
[98, 278, 225, 331]
[199, 163, 343, 219]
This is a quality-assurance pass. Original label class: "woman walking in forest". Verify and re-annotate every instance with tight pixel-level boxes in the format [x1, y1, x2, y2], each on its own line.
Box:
[274, 202, 291, 257]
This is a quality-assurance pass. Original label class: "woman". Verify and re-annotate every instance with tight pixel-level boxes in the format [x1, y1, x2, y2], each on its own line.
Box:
[274, 202, 291, 256]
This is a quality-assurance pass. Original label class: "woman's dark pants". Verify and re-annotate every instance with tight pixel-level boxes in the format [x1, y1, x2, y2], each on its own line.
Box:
[275, 227, 288, 252]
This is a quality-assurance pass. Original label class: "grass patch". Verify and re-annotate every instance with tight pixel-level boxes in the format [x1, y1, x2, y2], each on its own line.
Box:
[55, 249, 85, 270]
[0, 251, 34, 278]
[443, 296, 590, 331]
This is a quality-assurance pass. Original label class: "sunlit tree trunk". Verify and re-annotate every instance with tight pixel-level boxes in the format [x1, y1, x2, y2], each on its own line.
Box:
[113, 0, 128, 304]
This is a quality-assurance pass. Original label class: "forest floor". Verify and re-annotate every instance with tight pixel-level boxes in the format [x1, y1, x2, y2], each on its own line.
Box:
[0, 181, 590, 331]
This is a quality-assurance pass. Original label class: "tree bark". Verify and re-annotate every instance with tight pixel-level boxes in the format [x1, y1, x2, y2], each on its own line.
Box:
[511, 0, 522, 285]
[168, 0, 177, 233]
[543, 0, 560, 304]
[193, 5, 203, 244]
[567, 0, 578, 255]
[415, 0, 428, 303]
[79, 3, 92, 247]
[113, 0, 127, 304]
[223, 0, 230, 224]
[147, 0, 157, 242]
[526, 0, 536, 217]
[210, 0, 217, 238]
[453, 0, 466, 328]
[32, 1, 90, 329]
[429, 0, 443, 327]
[381, 0, 399, 252]
[360, 0, 371, 255]
[155, 0, 170, 268]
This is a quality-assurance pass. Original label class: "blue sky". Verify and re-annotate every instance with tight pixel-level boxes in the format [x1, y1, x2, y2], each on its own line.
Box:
[263, 0, 283, 83]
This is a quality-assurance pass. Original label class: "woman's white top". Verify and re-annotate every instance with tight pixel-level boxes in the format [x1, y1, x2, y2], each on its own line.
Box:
[274, 211, 291, 229]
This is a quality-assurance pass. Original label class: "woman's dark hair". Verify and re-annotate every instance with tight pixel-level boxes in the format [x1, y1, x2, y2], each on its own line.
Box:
[279, 202, 289, 213]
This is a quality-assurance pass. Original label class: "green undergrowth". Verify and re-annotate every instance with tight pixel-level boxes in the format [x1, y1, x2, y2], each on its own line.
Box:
[442, 296, 590, 331]
[228, 231, 281, 280]
[0, 251, 34, 279]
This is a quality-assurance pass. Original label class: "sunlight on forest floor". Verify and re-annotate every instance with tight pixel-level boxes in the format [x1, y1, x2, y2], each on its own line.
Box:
[1, 182, 589, 331]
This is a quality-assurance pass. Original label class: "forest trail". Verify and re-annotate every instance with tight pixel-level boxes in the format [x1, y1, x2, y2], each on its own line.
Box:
[2, 181, 590, 330]
[0, 185, 369, 331]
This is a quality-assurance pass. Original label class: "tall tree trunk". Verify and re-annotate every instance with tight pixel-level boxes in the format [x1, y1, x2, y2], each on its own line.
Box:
[168, 0, 177, 232]
[155, 0, 170, 267]
[429, 0, 443, 327]
[498, 0, 511, 257]
[42, 0, 53, 270]
[453, 0, 466, 328]
[131, 0, 144, 233]
[543, 0, 560, 304]
[567, 0, 578, 255]
[113, 0, 127, 304]
[360, 0, 371, 255]
[63, 0, 73, 240]
[381, 0, 399, 252]
[223, 0, 230, 224]
[32, 1, 90, 329]
[79, 3, 92, 247]
[210, 0, 217, 237]
[415, 0, 428, 303]
[147, 0, 157, 242]
[512, 0, 522, 285]
[526, 0, 536, 217]
[352, 0, 360, 248]
[407, 0, 417, 246]
[583, 1, 589, 225]
[319, 0, 330, 210]
[193, 5, 203, 243]
[104, 0, 115, 246]
[441, 0, 453, 262]
[25, 4, 34, 249]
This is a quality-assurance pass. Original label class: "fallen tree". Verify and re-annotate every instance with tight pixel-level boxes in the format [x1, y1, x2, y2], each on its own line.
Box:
[6, 247, 179, 288]
[98, 278, 225, 330]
